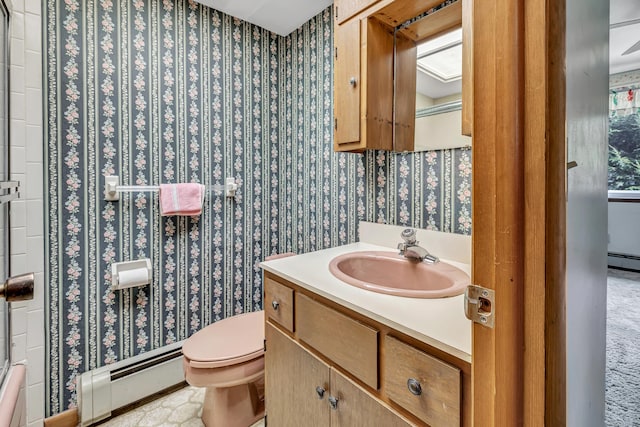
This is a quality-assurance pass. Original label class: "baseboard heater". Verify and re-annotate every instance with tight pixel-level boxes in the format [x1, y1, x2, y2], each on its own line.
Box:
[78, 341, 185, 426]
[608, 252, 640, 272]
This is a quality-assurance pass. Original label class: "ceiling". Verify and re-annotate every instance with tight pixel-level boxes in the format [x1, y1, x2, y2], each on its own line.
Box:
[195, 0, 640, 78]
[195, 0, 333, 37]
[610, 0, 640, 74]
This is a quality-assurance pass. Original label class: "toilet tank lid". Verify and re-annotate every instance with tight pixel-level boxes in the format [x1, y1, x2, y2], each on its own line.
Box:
[183, 311, 265, 366]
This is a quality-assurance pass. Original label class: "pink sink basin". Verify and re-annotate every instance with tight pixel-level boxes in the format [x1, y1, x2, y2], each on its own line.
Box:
[329, 251, 470, 298]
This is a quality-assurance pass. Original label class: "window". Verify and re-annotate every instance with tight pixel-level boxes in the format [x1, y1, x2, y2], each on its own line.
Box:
[609, 87, 640, 198]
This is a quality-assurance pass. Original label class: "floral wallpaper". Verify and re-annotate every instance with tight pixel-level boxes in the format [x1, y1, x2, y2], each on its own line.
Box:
[44, 0, 471, 415]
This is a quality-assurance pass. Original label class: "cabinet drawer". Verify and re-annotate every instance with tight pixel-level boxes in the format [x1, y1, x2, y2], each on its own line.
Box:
[296, 293, 378, 389]
[264, 277, 294, 332]
[383, 336, 461, 427]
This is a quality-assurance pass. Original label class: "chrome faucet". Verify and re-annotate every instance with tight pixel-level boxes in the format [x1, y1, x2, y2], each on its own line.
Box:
[397, 229, 439, 263]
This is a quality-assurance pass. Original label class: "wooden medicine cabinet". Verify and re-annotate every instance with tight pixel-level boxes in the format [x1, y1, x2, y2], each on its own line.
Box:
[333, 0, 472, 152]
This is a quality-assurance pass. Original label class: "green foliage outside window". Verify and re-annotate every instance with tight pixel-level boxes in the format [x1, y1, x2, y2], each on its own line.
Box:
[609, 112, 640, 190]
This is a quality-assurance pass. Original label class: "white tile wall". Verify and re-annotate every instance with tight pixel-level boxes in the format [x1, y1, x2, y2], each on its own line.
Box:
[6, 0, 44, 425]
[10, 201, 25, 228]
[9, 146, 25, 174]
[11, 306, 26, 336]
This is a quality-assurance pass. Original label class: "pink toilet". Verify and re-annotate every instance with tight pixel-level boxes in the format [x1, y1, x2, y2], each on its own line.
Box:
[182, 310, 265, 427]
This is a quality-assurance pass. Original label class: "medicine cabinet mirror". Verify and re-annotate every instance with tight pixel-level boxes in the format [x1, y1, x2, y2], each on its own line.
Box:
[393, 1, 471, 152]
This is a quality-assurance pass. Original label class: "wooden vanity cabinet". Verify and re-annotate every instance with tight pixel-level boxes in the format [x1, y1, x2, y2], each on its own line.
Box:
[263, 272, 471, 426]
[265, 322, 412, 426]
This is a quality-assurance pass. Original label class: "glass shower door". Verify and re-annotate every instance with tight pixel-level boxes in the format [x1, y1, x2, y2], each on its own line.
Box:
[0, 0, 9, 386]
[0, 0, 34, 388]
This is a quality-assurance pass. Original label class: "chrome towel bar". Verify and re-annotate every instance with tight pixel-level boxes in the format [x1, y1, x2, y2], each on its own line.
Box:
[104, 175, 237, 201]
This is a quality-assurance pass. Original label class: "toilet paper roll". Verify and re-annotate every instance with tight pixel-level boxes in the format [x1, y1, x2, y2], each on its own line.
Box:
[115, 268, 150, 290]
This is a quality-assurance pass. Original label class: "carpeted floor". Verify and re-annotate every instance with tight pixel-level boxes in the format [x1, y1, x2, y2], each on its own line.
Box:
[606, 268, 640, 426]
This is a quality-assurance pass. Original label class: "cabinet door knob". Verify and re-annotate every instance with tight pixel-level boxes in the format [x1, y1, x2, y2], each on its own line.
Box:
[407, 378, 422, 396]
[315, 386, 326, 399]
[272, 300, 279, 310]
[349, 77, 357, 86]
[328, 395, 339, 410]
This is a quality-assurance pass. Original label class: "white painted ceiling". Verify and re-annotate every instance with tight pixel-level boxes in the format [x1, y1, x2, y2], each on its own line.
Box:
[610, 0, 640, 74]
[196, 0, 333, 37]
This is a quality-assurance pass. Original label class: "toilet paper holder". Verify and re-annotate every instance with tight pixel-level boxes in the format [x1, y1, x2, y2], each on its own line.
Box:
[111, 259, 152, 290]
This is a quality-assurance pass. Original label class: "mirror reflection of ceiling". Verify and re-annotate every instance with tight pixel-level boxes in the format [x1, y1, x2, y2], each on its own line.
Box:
[610, 0, 640, 74]
[416, 28, 462, 100]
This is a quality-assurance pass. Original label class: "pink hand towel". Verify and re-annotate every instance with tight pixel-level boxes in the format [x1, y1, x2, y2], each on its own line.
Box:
[159, 183, 205, 216]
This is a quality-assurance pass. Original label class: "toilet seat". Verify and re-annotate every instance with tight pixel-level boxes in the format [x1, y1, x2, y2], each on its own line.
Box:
[182, 311, 264, 369]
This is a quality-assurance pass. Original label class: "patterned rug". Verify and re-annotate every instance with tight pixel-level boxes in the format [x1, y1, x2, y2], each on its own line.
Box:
[98, 386, 265, 427]
[606, 268, 640, 426]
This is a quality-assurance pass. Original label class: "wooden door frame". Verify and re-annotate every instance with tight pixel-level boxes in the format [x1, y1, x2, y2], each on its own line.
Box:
[471, 0, 566, 425]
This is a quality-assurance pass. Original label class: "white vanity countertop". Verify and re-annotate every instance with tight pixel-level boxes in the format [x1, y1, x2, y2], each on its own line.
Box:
[260, 242, 472, 363]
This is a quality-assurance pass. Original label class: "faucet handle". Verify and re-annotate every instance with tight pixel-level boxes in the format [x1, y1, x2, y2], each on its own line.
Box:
[401, 228, 417, 244]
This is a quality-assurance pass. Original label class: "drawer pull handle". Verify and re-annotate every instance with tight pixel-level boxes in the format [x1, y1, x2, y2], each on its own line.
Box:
[315, 386, 326, 399]
[407, 378, 422, 396]
[328, 395, 339, 410]
[272, 300, 279, 310]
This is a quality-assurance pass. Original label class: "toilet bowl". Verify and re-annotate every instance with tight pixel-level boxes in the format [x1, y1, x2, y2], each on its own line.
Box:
[183, 310, 265, 427]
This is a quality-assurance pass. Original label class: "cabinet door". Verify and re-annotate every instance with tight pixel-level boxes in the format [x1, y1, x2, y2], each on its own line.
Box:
[335, 0, 381, 24]
[334, 19, 361, 149]
[362, 17, 394, 150]
[461, 0, 473, 136]
[265, 322, 331, 427]
[393, 32, 417, 152]
[335, 17, 394, 152]
[330, 369, 413, 427]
